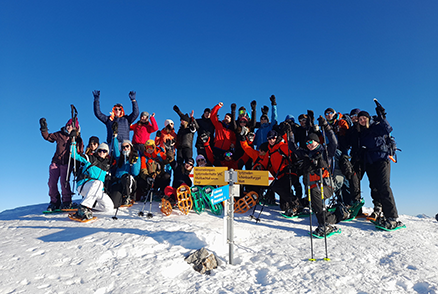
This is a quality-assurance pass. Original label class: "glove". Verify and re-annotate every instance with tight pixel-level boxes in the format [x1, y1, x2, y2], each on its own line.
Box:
[231, 103, 236, 111]
[173, 105, 180, 113]
[261, 105, 269, 115]
[156, 130, 161, 138]
[129, 91, 136, 101]
[250, 100, 257, 110]
[39, 118, 47, 132]
[307, 110, 314, 121]
[92, 90, 100, 100]
[70, 129, 77, 138]
[376, 105, 386, 118]
[130, 150, 139, 164]
[164, 139, 173, 151]
[270, 95, 277, 105]
[317, 115, 328, 128]
[247, 132, 255, 142]
[200, 132, 209, 144]
[112, 122, 118, 135]
[240, 126, 249, 141]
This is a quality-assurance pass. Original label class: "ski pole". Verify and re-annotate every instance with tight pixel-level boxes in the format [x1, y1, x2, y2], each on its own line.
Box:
[307, 174, 315, 261]
[320, 169, 330, 261]
[146, 182, 154, 219]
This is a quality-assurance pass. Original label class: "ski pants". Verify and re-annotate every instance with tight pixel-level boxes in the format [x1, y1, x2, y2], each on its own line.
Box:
[79, 180, 114, 212]
[109, 174, 137, 208]
[309, 185, 339, 226]
[48, 162, 72, 205]
[177, 147, 193, 164]
[272, 175, 301, 211]
[365, 159, 398, 219]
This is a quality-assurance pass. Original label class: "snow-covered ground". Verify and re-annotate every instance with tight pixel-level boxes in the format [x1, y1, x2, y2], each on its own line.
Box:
[0, 202, 437, 294]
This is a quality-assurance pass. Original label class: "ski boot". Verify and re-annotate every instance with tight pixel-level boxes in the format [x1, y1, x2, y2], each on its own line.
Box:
[71, 205, 93, 221]
[46, 202, 60, 212]
[312, 224, 340, 238]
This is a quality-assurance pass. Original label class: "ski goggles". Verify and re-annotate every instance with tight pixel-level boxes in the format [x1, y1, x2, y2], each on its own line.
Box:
[122, 145, 131, 149]
[306, 140, 314, 145]
[98, 149, 108, 154]
[224, 152, 233, 158]
[325, 111, 334, 116]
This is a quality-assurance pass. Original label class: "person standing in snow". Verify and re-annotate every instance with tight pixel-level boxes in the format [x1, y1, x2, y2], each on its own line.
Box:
[287, 116, 349, 236]
[195, 108, 215, 163]
[173, 105, 199, 164]
[93, 90, 139, 146]
[40, 117, 84, 211]
[130, 111, 158, 154]
[254, 95, 278, 150]
[347, 106, 403, 230]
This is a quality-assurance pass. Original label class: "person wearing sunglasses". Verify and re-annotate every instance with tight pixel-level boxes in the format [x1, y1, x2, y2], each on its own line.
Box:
[257, 129, 303, 216]
[155, 119, 177, 151]
[130, 111, 158, 154]
[210, 102, 237, 160]
[69, 142, 114, 221]
[173, 105, 199, 164]
[93, 90, 139, 146]
[254, 95, 278, 151]
[195, 155, 208, 167]
[195, 108, 215, 162]
[288, 116, 350, 237]
[108, 133, 140, 208]
[40, 116, 84, 211]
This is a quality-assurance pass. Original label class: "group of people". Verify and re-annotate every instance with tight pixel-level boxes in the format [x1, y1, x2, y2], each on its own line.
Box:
[40, 90, 402, 235]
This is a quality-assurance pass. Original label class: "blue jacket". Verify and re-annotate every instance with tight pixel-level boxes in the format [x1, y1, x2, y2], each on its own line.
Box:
[112, 136, 141, 179]
[94, 98, 139, 144]
[71, 142, 110, 190]
[254, 104, 278, 150]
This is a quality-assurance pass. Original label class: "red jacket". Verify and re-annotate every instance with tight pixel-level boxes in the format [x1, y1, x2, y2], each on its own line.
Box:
[130, 116, 158, 145]
[260, 141, 293, 178]
[240, 140, 268, 170]
[211, 104, 236, 151]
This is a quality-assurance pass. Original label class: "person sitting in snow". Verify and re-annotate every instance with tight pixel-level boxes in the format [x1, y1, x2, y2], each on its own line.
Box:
[70, 141, 114, 220]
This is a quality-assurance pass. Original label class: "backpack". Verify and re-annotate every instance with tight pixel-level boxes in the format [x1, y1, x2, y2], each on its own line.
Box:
[384, 134, 401, 163]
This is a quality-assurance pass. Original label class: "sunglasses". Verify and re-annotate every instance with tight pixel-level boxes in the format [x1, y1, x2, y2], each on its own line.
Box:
[98, 149, 108, 153]
[299, 118, 307, 122]
[306, 140, 314, 145]
[186, 163, 194, 166]
[197, 158, 205, 162]
[239, 110, 246, 115]
[351, 114, 358, 118]
[267, 137, 277, 140]
[114, 108, 122, 111]
[122, 145, 130, 149]
[325, 111, 334, 116]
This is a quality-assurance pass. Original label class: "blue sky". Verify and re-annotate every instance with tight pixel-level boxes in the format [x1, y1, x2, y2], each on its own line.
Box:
[1, 1, 437, 217]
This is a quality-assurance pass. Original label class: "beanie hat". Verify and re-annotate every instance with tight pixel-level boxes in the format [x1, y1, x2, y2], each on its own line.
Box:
[97, 143, 109, 153]
[122, 140, 133, 148]
[285, 114, 295, 123]
[164, 119, 174, 127]
[358, 111, 370, 120]
[88, 136, 99, 145]
[267, 130, 278, 140]
[185, 158, 195, 165]
[324, 108, 336, 115]
[204, 108, 211, 113]
[225, 113, 232, 119]
[259, 142, 269, 152]
[196, 154, 205, 161]
[350, 108, 360, 116]
[181, 114, 190, 123]
[141, 111, 150, 118]
[66, 118, 79, 129]
[307, 133, 320, 144]
[298, 114, 308, 120]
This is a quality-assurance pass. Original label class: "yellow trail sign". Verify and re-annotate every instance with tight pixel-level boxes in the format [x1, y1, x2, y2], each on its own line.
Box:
[192, 167, 228, 186]
[191, 168, 272, 187]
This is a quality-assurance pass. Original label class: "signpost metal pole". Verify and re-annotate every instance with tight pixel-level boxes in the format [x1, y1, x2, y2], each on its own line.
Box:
[228, 169, 235, 265]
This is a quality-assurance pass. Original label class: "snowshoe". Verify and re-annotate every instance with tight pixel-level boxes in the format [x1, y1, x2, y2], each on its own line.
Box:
[280, 206, 304, 219]
[234, 191, 259, 214]
[310, 224, 341, 239]
[160, 197, 173, 216]
[60, 202, 79, 210]
[46, 203, 60, 212]
[120, 196, 134, 208]
[176, 184, 193, 215]
[191, 186, 205, 214]
[366, 206, 383, 221]
[371, 216, 406, 231]
[201, 186, 223, 216]
[343, 199, 365, 221]
[68, 205, 96, 223]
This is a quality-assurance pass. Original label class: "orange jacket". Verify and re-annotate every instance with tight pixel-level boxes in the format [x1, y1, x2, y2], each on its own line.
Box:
[260, 141, 294, 178]
[155, 127, 177, 148]
[240, 140, 268, 170]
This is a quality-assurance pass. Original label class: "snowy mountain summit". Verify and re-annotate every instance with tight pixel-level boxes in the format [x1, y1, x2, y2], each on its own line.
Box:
[0, 203, 437, 294]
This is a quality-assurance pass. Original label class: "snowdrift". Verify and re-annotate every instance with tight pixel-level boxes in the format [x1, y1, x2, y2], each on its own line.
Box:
[0, 202, 437, 294]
